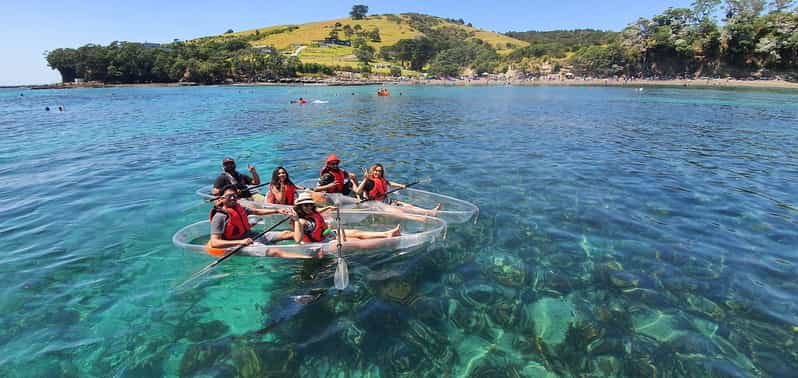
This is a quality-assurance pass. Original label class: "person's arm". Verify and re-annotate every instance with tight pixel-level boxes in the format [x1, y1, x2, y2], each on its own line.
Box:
[209, 214, 253, 248]
[314, 174, 335, 192]
[211, 175, 226, 196]
[209, 233, 253, 248]
[269, 184, 284, 204]
[248, 164, 260, 186]
[388, 181, 407, 189]
[355, 171, 369, 195]
[249, 208, 284, 216]
[347, 170, 359, 189]
[293, 219, 305, 243]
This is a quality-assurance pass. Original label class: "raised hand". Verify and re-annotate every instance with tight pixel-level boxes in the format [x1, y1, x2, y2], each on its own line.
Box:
[247, 164, 256, 173]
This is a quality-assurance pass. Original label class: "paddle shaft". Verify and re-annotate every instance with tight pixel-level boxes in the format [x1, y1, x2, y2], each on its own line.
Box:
[209, 216, 291, 267]
[207, 182, 270, 202]
[357, 181, 420, 204]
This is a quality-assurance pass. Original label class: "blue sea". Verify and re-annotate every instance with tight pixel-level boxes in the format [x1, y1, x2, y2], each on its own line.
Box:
[1, 85, 796, 377]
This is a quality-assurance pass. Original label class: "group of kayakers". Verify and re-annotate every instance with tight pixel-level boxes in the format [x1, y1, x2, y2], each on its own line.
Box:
[207, 154, 438, 258]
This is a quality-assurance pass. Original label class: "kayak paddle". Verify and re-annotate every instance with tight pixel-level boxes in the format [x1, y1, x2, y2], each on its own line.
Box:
[175, 216, 291, 289]
[333, 205, 349, 290]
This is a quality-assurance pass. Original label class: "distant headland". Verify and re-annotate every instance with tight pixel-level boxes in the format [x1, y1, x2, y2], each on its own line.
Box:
[42, 4, 798, 87]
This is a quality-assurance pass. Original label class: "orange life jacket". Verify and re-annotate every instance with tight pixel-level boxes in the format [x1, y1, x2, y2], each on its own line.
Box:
[302, 212, 330, 243]
[367, 177, 389, 201]
[209, 204, 251, 240]
[321, 168, 346, 193]
[267, 183, 296, 205]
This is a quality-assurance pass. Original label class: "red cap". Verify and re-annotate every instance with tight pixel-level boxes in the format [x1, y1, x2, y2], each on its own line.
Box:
[326, 154, 340, 164]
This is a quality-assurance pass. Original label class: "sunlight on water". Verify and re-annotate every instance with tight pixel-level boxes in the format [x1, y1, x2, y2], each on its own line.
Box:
[1, 85, 797, 377]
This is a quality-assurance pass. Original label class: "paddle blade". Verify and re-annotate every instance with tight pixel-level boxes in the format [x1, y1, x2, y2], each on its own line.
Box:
[416, 176, 432, 185]
[334, 257, 349, 290]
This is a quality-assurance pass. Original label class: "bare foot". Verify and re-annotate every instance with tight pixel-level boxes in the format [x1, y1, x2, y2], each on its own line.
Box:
[428, 203, 443, 217]
[386, 224, 401, 237]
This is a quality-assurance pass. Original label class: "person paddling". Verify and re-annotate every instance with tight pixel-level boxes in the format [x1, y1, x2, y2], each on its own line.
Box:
[314, 154, 358, 195]
[292, 192, 400, 244]
[212, 157, 260, 198]
[355, 163, 441, 216]
[267, 166, 302, 205]
[209, 186, 321, 259]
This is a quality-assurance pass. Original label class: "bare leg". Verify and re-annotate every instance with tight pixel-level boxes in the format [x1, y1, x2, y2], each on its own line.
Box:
[394, 200, 443, 217]
[341, 224, 401, 240]
[266, 247, 324, 259]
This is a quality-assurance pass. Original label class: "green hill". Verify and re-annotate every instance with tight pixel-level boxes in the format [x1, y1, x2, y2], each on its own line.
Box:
[199, 13, 528, 69]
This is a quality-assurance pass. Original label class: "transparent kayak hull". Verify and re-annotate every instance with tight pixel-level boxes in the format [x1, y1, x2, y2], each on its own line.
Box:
[297, 179, 479, 224]
[196, 180, 479, 224]
[172, 210, 447, 258]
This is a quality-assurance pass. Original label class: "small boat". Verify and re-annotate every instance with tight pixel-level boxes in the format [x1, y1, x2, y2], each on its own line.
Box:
[196, 180, 479, 224]
[297, 180, 479, 224]
[172, 211, 446, 258]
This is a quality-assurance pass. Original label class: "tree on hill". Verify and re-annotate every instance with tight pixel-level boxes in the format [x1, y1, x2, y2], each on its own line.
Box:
[342, 24, 354, 39]
[369, 27, 381, 42]
[351, 5, 369, 20]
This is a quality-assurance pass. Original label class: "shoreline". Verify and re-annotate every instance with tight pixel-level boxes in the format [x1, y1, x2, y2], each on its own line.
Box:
[7, 78, 798, 91]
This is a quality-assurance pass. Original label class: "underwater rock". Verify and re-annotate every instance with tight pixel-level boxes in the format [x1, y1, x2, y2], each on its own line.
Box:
[410, 296, 448, 323]
[458, 282, 507, 309]
[231, 345, 263, 378]
[684, 294, 725, 321]
[608, 271, 640, 289]
[178, 342, 230, 377]
[252, 344, 298, 376]
[589, 355, 621, 377]
[630, 308, 687, 343]
[182, 320, 229, 342]
[402, 319, 455, 369]
[483, 254, 527, 287]
[382, 341, 426, 376]
[520, 361, 558, 378]
[377, 278, 415, 304]
[449, 299, 488, 334]
[524, 297, 578, 347]
[488, 299, 523, 329]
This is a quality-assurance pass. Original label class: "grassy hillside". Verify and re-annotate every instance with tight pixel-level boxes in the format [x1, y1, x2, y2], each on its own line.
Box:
[201, 14, 528, 68]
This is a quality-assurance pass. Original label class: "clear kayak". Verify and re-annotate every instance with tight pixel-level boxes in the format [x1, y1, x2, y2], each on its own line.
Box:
[172, 210, 446, 258]
[297, 179, 480, 224]
[195, 183, 328, 210]
[196, 180, 479, 224]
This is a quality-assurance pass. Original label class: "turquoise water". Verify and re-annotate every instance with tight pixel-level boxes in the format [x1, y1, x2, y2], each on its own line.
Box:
[1, 85, 797, 377]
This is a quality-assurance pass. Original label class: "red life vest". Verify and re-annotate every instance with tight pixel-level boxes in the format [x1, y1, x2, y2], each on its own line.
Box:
[321, 168, 346, 193]
[302, 212, 330, 243]
[267, 183, 296, 205]
[209, 204, 251, 240]
[367, 177, 389, 200]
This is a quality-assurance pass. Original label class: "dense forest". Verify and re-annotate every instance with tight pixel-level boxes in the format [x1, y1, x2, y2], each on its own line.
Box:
[46, 1, 798, 83]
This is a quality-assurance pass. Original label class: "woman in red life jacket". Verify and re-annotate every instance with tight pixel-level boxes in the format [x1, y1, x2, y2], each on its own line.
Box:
[315, 154, 358, 195]
[267, 166, 304, 205]
[291, 192, 400, 244]
[209, 186, 322, 259]
[355, 164, 442, 216]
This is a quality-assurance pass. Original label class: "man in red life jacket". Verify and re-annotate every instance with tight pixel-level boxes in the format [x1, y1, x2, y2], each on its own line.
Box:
[315, 154, 358, 195]
[209, 186, 321, 259]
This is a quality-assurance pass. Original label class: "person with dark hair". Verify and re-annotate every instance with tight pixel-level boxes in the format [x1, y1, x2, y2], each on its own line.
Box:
[291, 192, 400, 244]
[212, 157, 260, 198]
[315, 154, 358, 195]
[209, 186, 321, 259]
[267, 166, 301, 205]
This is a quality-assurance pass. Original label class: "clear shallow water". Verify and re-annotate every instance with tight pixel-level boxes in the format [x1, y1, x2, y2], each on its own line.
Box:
[1, 85, 797, 377]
